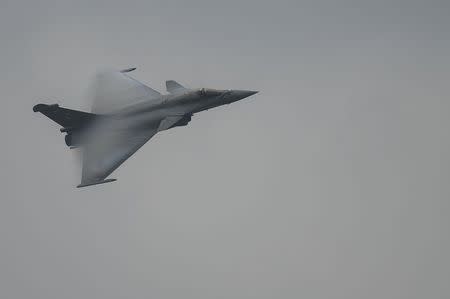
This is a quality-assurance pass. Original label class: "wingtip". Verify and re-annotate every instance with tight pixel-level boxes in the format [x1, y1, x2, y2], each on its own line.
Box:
[33, 104, 45, 112]
[33, 103, 59, 112]
[76, 179, 117, 188]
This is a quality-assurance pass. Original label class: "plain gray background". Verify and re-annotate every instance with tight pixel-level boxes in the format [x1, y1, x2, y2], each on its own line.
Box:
[1, 0, 449, 298]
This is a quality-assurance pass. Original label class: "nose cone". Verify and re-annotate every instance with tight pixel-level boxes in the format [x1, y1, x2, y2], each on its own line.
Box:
[233, 90, 259, 101]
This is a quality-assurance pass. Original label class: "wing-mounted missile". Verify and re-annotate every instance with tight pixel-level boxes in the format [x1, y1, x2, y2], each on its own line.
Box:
[120, 67, 136, 73]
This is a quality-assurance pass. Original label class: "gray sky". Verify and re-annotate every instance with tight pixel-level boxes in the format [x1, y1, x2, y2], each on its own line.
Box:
[1, 0, 449, 298]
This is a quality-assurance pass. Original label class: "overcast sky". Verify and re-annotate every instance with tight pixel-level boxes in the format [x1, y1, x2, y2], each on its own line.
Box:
[1, 0, 449, 298]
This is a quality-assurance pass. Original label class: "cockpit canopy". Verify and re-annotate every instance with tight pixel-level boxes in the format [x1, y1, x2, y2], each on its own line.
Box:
[197, 88, 224, 97]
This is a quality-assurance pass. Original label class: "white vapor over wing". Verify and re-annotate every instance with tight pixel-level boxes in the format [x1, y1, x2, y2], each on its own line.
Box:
[90, 68, 162, 114]
[73, 69, 162, 186]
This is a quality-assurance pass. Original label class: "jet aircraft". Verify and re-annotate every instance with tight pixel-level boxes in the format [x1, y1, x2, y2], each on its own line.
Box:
[33, 68, 258, 187]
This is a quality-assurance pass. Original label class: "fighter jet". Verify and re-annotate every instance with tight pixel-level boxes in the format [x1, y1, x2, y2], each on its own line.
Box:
[33, 68, 258, 188]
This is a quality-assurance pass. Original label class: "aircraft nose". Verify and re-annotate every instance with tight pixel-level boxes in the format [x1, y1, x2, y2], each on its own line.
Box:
[234, 90, 259, 100]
